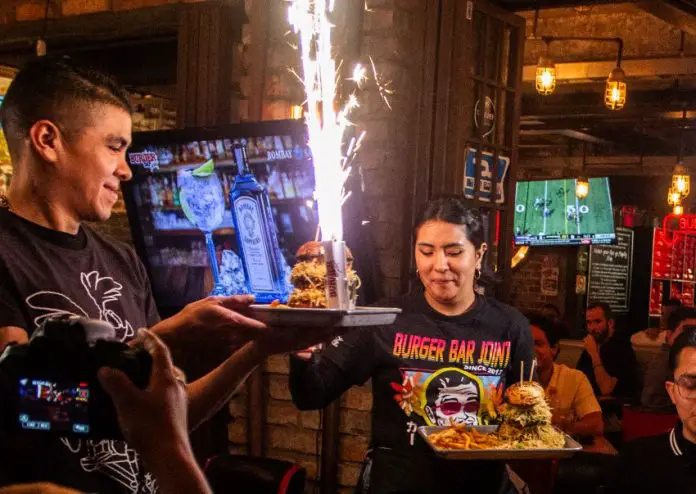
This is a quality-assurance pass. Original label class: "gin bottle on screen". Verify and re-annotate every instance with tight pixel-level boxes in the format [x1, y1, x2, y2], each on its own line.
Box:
[230, 144, 291, 303]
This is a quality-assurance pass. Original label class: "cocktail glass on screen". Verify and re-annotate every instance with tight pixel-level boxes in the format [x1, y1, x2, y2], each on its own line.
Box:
[178, 166, 226, 296]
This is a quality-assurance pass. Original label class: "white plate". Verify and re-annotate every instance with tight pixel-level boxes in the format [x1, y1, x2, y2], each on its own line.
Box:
[246, 305, 402, 327]
[418, 425, 583, 460]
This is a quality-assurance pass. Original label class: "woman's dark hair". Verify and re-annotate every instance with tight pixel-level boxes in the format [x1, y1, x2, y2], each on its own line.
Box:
[415, 195, 498, 288]
[525, 312, 563, 347]
[667, 307, 696, 332]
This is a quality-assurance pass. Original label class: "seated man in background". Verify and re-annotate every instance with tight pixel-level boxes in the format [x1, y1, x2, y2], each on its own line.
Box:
[631, 299, 682, 347]
[641, 307, 696, 411]
[577, 302, 638, 401]
[610, 329, 696, 494]
[527, 313, 603, 437]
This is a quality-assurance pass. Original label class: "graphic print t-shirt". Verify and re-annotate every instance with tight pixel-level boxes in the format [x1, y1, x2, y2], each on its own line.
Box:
[0, 208, 160, 493]
[294, 290, 534, 492]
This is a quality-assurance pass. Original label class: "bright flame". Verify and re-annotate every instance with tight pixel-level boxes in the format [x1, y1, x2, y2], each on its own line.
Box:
[674, 204, 684, 216]
[289, 0, 355, 241]
[350, 64, 368, 87]
[611, 87, 621, 102]
[676, 176, 688, 194]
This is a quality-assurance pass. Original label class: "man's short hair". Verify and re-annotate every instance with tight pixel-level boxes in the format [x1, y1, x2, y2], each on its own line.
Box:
[667, 307, 696, 332]
[0, 56, 133, 159]
[669, 328, 696, 375]
[587, 302, 613, 321]
[525, 312, 563, 347]
[664, 299, 683, 309]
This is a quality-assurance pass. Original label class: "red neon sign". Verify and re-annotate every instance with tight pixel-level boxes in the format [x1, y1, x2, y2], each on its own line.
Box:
[661, 213, 696, 245]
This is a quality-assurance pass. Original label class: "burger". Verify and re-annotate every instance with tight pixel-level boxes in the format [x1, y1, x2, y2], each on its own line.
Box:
[496, 381, 565, 448]
[288, 241, 360, 308]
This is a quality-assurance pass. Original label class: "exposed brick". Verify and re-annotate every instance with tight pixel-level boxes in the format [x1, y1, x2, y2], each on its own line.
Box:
[339, 462, 363, 487]
[228, 419, 247, 444]
[364, 8, 394, 32]
[62, 0, 110, 16]
[360, 34, 400, 63]
[267, 425, 320, 455]
[299, 409, 321, 430]
[378, 249, 402, 279]
[340, 434, 369, 462]
[340, 409, 372, 436]
[268, 374, 293, 401]
[342, 386, 373, 411]
[266, 399, 300, 426]
[266, 354, 290, 374]
[228, 394, 247, 418]
[382, 277, 403, 299]
[262, 99, 292, 120]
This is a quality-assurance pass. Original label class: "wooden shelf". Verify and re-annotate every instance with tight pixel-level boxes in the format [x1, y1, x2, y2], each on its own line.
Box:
[153, 227, 235, 236]
[653, 277, 696, 284]
[148, 156, 300, 174]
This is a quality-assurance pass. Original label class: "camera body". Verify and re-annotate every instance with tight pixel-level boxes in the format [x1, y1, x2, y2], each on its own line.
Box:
[0, 315, 152, 440]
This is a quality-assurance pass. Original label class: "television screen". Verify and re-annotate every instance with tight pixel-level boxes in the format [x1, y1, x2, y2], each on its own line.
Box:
[514, 177, 616, 246]
[123, 120, 317, 310]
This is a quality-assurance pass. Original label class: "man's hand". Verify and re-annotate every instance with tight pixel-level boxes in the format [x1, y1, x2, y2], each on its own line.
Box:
[646, 328, 661, 341]
[98, 328, 189, 459]
[583, 335, 601, 363]
[152, 295, 267, 347]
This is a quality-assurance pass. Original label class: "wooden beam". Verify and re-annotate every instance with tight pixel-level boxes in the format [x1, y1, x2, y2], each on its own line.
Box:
[0, 4, 181, 51]
[520, 154, 696, 171]
[637, 0, 696, 35]
[523, 56, 696, 83]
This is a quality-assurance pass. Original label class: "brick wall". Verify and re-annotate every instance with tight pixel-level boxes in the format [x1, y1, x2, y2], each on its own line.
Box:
[509, 248, 568, 316]
[1, 0, 201, 22]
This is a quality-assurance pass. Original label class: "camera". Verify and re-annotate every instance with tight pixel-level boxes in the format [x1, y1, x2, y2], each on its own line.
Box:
[0, 315, 152, 440]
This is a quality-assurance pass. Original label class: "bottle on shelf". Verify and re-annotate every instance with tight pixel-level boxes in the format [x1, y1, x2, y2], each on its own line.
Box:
[172, 174, 181, 207]
[229, 144, 291, 303]
[149, 176, 161, 207]
[164, 177, 174, 208]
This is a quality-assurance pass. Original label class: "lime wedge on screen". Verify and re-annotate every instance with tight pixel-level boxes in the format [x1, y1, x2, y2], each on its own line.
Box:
[192, 158, 215, 177]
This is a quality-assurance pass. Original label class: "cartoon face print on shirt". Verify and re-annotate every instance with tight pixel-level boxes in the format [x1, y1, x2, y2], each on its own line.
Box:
[423, 368, 483, 426]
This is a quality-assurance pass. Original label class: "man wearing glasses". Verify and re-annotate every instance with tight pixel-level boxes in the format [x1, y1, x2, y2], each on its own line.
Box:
[610, 329, 696, 493]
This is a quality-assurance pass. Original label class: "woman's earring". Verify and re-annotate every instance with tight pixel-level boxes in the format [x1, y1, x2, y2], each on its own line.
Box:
[475, 266, 481, 281]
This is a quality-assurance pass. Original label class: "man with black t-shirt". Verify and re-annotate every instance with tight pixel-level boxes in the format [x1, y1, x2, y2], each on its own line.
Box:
[0, 57, 335, 493]
[609, 329, 696, 493]
[576, 303, 637, 400]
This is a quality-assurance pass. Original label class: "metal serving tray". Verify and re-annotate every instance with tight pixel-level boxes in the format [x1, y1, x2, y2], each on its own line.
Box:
[246, 305, 402, 327]
[418, 425, 583, 460]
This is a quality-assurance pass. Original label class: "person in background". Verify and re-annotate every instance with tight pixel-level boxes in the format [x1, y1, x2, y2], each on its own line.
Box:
[577, 302, 638, 400]
[631, 299, 682, 347]
[609, 329, 696, 493]
[289, 196, 535, 494]
[527, 313, 603, 437]
[540, 303, 561, 322]
[641, 307, 696, 411]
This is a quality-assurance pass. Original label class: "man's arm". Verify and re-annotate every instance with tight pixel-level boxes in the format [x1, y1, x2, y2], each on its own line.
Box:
[0, 326, 28, 352]
[583, 336, 618, 396]
[565, 411, 603, 436]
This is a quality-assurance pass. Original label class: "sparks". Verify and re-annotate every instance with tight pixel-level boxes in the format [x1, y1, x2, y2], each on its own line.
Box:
[369, 56, 394, 110]
[349, 64, 368, 88]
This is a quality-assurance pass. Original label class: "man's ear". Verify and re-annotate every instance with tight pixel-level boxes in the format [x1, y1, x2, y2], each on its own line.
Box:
[608, 319, 615, 333]
[28, 120, 63, 165]
[666, 381, 677, 406]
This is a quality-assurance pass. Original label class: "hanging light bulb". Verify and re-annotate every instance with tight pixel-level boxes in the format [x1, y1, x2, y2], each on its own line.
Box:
[605, 67, 627, 111]
[535, 56, 556, 96]
[668, 186, 682, 206]
[511, 245, 530, 269]
[576, 177, 589, 199]
[672, 164, 690, 198]
[674, 204, 684, 216]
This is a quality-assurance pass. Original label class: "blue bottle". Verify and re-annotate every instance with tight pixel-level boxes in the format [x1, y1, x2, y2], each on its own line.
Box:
[230, 144, 291, 303]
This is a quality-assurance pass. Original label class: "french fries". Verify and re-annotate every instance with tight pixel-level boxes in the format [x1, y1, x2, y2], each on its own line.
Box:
[428, 425, 502, 450]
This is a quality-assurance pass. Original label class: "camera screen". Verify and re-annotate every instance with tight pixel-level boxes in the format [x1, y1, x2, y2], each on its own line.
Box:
[18, 378, 90, 434]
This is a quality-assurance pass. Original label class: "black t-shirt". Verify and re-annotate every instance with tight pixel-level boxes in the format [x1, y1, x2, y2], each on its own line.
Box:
[0, 208, 160, 493]
[290, 290, 534, 494]
[608, 422, 696, 493]
[576, 333, 638, 400]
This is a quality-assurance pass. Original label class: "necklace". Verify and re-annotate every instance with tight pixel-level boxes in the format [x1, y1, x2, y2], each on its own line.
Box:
[0, 194, 10, 210]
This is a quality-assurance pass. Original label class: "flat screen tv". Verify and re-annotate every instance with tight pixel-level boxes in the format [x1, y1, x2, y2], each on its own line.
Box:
[513, 177, 616, 246]
[123, 120, 318, 313]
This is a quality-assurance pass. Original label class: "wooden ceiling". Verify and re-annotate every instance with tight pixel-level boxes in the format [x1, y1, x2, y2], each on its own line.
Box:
[501, 1, 696, 177]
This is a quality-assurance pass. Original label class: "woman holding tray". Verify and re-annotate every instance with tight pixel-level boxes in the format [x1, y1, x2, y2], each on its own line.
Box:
[289, 195, 535, 494]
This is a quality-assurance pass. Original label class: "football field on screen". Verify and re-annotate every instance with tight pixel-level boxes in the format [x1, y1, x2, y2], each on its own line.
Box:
[514, 178, 614, 237]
